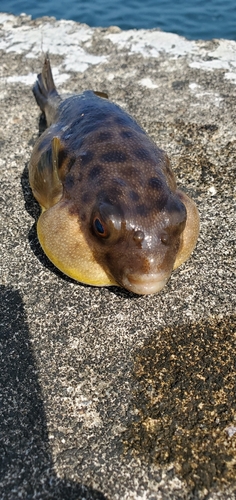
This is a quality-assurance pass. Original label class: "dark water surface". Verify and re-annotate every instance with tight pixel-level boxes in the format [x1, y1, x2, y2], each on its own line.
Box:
[1, 0, 236, 40]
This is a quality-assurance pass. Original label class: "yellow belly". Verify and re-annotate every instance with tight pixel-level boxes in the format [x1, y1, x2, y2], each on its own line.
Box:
[37, 201, 117, 287]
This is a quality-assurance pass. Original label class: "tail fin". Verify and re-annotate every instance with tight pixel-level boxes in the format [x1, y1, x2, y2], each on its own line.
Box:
[33, 54, 61, 126]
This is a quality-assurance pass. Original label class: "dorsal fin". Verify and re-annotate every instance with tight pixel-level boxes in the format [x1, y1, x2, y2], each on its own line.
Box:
[93, 91, 109, 99]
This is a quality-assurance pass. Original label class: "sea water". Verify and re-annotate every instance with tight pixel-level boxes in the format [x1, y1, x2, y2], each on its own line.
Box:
[1, 0, 236, 40]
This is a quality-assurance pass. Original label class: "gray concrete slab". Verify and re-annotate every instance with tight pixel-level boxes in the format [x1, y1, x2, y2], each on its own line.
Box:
[0, 13, 235, 500]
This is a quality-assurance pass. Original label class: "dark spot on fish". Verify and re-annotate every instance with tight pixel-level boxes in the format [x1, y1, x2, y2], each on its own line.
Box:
[136, 204, 149, 216]
[101, 150, 127, 163]
[88, 165, 103, 179]
[107, 186, 123, 200]
[129, 190, 140, 202]
[148, 177, 163, 190]
[97, 131, 112, 142]
[67, 156, 76, 171]
[82, 192, 92, 204]
[64, 174, 74, 190]
[113, 178, 126, 187]
[80, 150, 94, 166]
[155, 194, 168, 211]
[120, 130, 133, 139]
[115, 115, 131, 127]
[58, 148, 68, 169]
[134, 148, 152, 161]
[96, 190, 112, 205]
[167, 197, 187, 224]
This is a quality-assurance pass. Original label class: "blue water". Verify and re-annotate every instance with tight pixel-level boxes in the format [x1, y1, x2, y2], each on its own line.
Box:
[1, 0, 236, 40]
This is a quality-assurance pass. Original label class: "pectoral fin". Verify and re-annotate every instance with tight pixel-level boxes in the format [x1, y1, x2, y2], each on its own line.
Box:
[29, 135, 63, 210]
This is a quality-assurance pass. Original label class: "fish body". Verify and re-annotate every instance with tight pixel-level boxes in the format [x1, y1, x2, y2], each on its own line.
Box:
[29, 56, 199, 295]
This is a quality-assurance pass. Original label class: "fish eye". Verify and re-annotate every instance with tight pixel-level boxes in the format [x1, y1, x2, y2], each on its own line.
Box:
[94, 218, 104, 234]
[93, 217, 108, 237]
[92, 202, 122, 240]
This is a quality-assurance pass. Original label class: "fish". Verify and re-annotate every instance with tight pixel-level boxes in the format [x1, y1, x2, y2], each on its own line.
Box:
[29, 55, 199, 295]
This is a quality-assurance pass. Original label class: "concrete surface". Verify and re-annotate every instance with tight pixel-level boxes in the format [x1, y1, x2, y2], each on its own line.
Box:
[0, 12, 236, 500]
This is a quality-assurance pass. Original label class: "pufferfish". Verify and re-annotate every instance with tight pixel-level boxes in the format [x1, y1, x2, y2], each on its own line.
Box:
[29, 55, 199, 295]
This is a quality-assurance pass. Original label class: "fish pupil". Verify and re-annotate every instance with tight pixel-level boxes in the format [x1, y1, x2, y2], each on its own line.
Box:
[94, 218, 105, 234]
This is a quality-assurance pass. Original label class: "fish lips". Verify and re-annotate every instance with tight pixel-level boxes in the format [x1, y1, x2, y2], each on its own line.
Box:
[121, 271, 171, 295]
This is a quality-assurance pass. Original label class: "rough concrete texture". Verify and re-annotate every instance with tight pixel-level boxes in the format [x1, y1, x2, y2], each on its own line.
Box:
[0, 12, 235, 500]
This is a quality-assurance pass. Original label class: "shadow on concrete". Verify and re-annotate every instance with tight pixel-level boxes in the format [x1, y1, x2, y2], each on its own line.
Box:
[0, 285, 107, 500]
[124, 315, 236, 496]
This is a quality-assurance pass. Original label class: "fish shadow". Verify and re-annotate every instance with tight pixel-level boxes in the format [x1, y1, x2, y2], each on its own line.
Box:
[0, 285, 108, 500]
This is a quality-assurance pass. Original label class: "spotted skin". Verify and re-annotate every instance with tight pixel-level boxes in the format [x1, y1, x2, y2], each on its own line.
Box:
[29, 56, 199, 295]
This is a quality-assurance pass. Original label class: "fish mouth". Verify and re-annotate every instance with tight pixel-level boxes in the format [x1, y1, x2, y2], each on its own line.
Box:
[122, 272, 170, 295]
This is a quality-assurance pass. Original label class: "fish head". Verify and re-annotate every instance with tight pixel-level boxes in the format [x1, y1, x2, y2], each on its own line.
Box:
[86, 190, 187, 295]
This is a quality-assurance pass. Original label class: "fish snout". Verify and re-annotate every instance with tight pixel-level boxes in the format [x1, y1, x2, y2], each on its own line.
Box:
[121, 253, 171, 294]
[122, 271, 170, 295]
